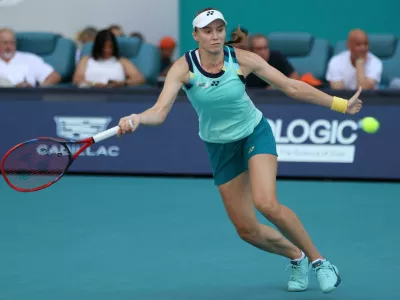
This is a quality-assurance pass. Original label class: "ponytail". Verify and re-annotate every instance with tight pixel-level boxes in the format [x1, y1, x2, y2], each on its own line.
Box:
[225, 26, 247, 45]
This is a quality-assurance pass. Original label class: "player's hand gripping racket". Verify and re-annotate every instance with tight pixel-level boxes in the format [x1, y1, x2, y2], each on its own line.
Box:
[0, 121, 133, 192]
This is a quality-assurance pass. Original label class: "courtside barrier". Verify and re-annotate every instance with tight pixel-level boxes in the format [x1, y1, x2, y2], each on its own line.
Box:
[0, 87, 398, 180]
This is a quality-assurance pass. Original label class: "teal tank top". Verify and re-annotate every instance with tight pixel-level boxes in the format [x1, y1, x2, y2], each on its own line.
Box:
[182, 45, 263, 144]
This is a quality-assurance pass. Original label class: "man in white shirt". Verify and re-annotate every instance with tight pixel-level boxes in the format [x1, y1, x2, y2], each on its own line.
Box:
[0, 28, 61, 87]
[326, 29, 382, 90]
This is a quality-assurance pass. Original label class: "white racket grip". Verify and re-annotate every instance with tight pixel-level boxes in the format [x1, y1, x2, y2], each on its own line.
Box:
[92, 126, 120, 143]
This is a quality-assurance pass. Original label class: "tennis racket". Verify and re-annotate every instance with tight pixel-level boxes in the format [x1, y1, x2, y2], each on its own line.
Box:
[1, 122, 131, 192]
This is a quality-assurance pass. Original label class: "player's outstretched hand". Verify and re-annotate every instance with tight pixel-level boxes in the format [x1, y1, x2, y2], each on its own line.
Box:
[346, 87, 363, 115]
[118, 114, 140, 136]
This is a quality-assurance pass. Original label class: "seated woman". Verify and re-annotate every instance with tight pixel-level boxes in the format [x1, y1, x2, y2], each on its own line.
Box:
[73, 29, 145, 87]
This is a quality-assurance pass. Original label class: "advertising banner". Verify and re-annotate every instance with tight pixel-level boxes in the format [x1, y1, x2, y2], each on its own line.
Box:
[0, 95, 397, 180]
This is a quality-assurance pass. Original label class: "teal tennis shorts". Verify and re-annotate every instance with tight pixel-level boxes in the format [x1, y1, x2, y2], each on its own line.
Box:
[205, 117, 278, 186]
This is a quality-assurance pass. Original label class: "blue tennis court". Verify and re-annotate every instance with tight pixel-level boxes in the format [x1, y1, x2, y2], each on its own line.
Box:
[0, 175, 398, 300]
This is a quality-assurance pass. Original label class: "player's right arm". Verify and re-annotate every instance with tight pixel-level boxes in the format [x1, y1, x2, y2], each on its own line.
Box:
[118, 56, 189, 135]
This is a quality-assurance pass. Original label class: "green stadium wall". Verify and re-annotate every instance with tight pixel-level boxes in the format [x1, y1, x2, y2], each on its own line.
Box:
[179, 0, 400, 56]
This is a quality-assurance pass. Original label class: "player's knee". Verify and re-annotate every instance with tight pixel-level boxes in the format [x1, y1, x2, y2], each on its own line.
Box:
[254, 196, 281, 220]
[235, 223, 260, 243]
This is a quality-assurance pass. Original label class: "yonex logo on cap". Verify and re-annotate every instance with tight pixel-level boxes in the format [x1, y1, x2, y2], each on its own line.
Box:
[192, 9, 227, 29]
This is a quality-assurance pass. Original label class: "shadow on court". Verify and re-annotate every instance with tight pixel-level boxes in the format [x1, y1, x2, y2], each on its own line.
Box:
[0, 176, 399, 300]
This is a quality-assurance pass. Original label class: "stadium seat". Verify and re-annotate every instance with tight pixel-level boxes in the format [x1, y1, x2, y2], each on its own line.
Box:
[267, 32, 332, 81]
[80, 37, 160, 85]
[334, 34, 400, 87]
[131, 43, 161, 85]
[16, 32, 76, 82]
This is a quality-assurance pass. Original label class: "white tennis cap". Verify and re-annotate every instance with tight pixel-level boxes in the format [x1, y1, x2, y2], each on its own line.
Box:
[192, 9, 227, 29]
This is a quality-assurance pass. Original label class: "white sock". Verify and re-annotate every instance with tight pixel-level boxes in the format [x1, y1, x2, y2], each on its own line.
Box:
[311, 258, 326, 265]
[291, 251, 305, 262]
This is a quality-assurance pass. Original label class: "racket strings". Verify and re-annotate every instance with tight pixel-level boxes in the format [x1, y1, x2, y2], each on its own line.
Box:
[2, 140, 71, 190]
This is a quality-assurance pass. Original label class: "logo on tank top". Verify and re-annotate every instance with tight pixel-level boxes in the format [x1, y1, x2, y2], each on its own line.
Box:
[196, 82, 209, 88]
[195, 80, 219, 88]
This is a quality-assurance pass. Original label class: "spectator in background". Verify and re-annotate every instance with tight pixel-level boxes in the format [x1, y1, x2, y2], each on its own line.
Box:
[246, 33, 299, 88]
[109, 24, 124, 37]
[159, 36, 176, 77]
[0, 27, 61, 87]
[77, 26, 97, 44]
[326, 29, 382, 90]
[73, 29, 145, 87]
[75, 26, 97, 64]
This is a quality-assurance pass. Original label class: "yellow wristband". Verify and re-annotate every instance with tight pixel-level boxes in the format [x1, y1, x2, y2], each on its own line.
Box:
[331, 96, 348, 114]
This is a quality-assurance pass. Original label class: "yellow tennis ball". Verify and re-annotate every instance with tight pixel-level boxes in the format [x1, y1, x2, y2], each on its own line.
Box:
[360, 117, 380, 134]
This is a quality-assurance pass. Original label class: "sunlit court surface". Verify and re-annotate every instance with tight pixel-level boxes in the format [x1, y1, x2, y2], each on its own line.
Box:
[1, 175, 399, 300]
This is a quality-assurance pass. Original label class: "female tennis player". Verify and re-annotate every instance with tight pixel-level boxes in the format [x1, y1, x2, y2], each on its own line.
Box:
[118, 8, 362, 294]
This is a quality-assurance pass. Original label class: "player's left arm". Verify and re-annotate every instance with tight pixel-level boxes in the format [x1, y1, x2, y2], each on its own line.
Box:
[237, 50, 363, 115]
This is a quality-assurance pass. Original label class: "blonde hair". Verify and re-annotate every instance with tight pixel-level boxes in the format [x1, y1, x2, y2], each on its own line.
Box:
[225, 26, 246, 46]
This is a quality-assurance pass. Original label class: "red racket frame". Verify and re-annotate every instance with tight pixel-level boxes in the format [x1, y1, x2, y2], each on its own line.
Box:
[1, 136, 94, 192]
[1, 125, 120, 192]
